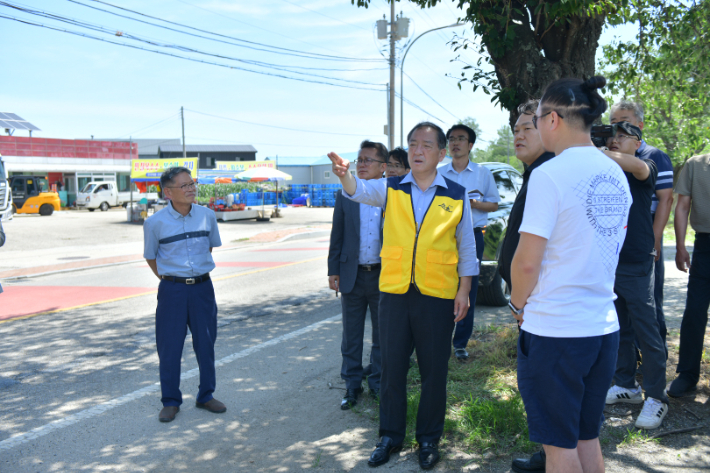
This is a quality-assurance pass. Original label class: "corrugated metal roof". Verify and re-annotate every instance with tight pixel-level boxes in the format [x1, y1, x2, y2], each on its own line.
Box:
[275, 156, 324, 166]
[276, 152, 358, 167]
[160, 144, 257, 153]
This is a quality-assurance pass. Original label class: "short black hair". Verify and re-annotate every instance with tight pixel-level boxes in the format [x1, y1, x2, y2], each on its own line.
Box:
[446, 124, 477, 146]
[407, 122, 446, 150]
[517, 99, 540, 116]
[540, 76, 607, 130]
[388, 147, 410, 169]
[160, 166, 192, 190]
[359, 140, 388, 162]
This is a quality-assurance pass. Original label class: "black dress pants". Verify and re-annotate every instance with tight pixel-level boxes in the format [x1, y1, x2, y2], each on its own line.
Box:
[677, 232, 710, 383]
[378, 285, 455, 445]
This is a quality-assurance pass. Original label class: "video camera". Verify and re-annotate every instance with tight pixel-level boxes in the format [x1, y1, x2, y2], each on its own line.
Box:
[590, 125, 614, 148]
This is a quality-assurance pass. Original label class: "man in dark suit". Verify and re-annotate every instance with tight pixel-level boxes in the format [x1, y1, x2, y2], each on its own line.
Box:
[328, 140, 388, 410]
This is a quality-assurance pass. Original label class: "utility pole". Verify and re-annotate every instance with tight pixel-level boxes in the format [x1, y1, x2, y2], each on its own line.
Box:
[388, 1, 395, 150]
[181, 106, 186, 160]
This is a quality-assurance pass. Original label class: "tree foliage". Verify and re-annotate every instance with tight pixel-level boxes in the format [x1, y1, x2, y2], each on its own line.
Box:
[599, 0, 710, 165]
[353, 0, 626, 125]
[473, 125, 520, 171]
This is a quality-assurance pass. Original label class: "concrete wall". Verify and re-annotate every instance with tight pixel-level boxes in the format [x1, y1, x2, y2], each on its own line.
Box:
[278, 166, 312, 185]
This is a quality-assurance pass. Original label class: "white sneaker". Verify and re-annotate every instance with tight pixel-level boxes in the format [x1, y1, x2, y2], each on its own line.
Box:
[635, 397, 668, 429]
[606, 385, 643, 404]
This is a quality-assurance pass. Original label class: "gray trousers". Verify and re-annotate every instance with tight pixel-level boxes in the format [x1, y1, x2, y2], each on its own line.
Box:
[613, 258, 668, 403]
[340, 267, 381, 390]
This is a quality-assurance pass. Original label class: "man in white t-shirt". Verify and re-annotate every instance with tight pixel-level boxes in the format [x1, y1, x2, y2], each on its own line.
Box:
[509, 76, 632, 473]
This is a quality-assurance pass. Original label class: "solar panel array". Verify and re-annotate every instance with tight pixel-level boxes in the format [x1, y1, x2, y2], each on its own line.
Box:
[0, 112, 41, 131]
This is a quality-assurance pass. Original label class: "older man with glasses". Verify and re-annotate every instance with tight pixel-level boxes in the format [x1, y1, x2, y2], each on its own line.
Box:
[143, 166, 225, 423]
[439, 124, 500, 361]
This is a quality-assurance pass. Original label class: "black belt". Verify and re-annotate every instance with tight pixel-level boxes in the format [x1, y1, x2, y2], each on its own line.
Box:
[358, 263, 381, 271]
[161, 273, 210, 285]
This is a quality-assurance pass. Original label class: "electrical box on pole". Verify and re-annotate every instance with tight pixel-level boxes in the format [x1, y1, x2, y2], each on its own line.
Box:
[394, 17, 409, 40]
[376, 18, 388, 40]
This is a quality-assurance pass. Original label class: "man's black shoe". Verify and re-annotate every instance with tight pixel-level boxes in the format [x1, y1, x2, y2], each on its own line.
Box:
[369, 388, 380, 401]
[367, 436, 402, 467]
[511, 449, 546, 473]
[418, 442, 440, 470]
[340, 387, 363, 410]
[667, 376, 698, 398]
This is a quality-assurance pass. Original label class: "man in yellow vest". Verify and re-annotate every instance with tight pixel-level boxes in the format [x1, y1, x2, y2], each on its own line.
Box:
[328, 122, 478, 470]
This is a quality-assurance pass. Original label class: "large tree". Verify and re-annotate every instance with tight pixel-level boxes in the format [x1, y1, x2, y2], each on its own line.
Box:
[354, 0, 627, 126]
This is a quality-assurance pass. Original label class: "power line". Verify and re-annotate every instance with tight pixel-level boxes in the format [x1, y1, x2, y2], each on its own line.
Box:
[0, 13, 386, 92]
[402, 70, 460, 121]
[81, 0, 382, 62]
[2, 2, 386, 84]
[117, 112, 181, 138]
[185, 109, 382, 137]
[393, 91, 445, 124]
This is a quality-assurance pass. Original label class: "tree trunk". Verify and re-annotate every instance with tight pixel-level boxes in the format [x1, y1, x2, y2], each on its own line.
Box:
[493, 9, 606, 128]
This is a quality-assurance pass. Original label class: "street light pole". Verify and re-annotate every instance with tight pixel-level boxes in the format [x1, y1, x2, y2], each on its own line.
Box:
[400, 23, 461, 147]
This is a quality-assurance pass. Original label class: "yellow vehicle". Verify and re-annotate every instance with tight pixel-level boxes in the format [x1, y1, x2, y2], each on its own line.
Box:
[9, 175, 61, 216]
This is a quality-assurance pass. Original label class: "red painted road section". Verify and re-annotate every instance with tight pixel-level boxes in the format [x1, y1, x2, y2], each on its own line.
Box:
[251, 248, 328, 252]
[0, 286, 154, 321]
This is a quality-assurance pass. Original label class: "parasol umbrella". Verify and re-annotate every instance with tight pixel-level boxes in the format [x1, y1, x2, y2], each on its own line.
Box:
[235, 167, 292, 218]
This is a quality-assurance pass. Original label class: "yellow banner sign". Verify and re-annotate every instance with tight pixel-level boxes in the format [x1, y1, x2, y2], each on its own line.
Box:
[130, 158, 199, 180]
[215, 160, 275, 172]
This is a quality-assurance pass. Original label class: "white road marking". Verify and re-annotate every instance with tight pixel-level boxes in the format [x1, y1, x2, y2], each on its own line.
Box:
[0, 313, 342, 451]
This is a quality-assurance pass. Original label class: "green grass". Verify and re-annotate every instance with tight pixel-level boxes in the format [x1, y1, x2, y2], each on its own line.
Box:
[620, 428, 660, 446]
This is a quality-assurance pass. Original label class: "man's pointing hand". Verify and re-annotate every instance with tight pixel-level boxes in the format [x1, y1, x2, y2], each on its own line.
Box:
[327, 152, 350, 178]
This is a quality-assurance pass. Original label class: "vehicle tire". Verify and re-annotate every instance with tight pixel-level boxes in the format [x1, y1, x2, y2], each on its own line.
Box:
[88, 208, 95, 212]
[99, 202, 109, 212]
[477, 270, 510, 307]
[11, 204, 17, 214]
[39, 204, 54, 216]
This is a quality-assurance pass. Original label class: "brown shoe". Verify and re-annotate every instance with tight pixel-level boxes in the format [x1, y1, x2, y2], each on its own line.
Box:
[196, 398, 226, 413]
[159, 405, 179, 423]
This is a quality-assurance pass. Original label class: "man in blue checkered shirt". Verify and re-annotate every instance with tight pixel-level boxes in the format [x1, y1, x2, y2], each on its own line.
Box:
[611, 101, 674, 355]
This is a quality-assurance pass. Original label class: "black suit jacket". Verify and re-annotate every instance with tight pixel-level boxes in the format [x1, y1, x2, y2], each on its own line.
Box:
[328, 193, 364, 295]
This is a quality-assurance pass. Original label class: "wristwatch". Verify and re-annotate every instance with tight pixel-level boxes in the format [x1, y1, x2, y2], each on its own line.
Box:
[508, 300, 524, 316]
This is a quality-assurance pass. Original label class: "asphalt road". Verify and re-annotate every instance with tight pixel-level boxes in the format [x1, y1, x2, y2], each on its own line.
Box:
[0, 209, 700, 472]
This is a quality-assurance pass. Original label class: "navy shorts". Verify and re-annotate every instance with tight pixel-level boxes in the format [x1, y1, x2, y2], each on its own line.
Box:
[517, 330, 619, 449]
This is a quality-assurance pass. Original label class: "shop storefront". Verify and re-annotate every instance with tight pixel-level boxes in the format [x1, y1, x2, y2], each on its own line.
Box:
[0, 136, 136, 206]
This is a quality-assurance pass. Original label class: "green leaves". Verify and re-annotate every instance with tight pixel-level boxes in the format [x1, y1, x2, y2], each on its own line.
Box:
[599, 0, 710, 164]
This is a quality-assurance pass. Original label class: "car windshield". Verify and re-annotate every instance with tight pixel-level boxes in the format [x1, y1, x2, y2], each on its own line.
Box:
[81, 183, 97, 193]
[493, 171, 518, 205]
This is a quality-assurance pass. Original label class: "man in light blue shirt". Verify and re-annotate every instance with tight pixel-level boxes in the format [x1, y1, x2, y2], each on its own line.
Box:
[327, 140, 387, 410]
[143, 167, 225, 423]
[440, 124, 500, 360]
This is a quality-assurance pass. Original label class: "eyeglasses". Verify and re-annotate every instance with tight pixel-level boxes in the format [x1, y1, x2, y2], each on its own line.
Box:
[167, 182, 196, 191]
[607, 133, 637, 143]
[532, 110, 564, 129]
[354, 158, 385, 166]
[447, 136, 468, 143]
[387, 161, 405, 169]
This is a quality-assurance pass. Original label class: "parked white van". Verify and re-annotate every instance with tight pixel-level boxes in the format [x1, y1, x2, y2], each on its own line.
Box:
[77, 181, 157, 211]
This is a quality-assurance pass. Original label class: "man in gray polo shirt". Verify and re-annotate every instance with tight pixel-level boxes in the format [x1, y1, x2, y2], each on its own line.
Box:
[143, 166, 225, 423]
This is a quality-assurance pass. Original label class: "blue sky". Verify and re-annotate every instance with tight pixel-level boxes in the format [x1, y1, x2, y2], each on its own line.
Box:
[1, 0, 636, 158]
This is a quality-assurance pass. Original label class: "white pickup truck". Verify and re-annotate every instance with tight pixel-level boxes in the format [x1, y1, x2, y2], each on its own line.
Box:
[77, 181, 158, 211]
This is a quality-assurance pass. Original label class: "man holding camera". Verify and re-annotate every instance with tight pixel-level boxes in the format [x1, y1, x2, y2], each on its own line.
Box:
[602, 123, 669, 429]
[611, 101, 674, 354]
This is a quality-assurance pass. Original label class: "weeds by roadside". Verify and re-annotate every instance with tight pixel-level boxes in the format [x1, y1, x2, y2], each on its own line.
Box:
[356, 323, 710, 470]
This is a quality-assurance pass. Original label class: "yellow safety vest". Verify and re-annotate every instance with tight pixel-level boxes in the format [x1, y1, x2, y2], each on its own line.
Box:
[379, 176, 465, 299]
